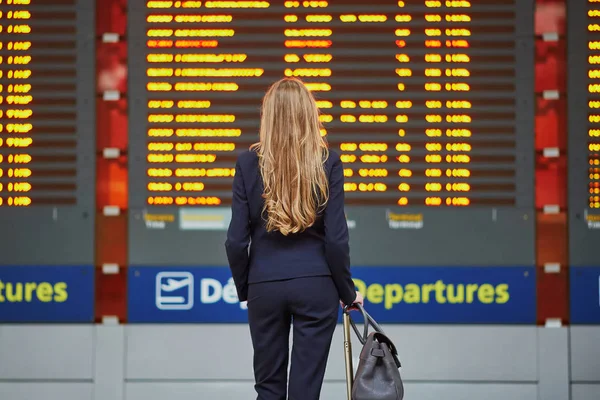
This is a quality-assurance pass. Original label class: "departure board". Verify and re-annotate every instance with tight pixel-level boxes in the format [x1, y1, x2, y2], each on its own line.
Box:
[568, 0, 600, 266]
[128, 0, 535, 267]
[0, 0, 95, 265]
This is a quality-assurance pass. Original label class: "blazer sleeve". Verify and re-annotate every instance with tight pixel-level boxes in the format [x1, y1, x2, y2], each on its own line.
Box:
[324, 153, 357, 306]
[225, 159, 251, 302]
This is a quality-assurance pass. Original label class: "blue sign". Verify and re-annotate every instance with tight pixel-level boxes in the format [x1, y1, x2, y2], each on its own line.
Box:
[129, 267, 248, 323]
[570, 266, 600, 324]
[0, 266, 95, 322]
[351, 266, 535, 324]
[128, 266, 536, 324]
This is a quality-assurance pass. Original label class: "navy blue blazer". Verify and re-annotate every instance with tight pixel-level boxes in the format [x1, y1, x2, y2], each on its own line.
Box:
[225, 149, 356, 305]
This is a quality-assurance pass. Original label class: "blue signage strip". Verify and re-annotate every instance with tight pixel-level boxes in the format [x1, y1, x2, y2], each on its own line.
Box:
[128, 266, 536, 324]
[0, 266, 95, 323]
[570, 266, 600, 324]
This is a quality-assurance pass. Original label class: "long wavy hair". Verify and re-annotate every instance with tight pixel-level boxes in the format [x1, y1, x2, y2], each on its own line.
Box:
[251, 78, 329, 236]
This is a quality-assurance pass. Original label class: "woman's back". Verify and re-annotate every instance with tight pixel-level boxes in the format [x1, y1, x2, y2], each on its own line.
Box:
[228, 148, 348, 287]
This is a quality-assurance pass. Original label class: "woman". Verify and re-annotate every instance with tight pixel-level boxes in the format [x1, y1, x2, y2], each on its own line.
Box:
[225, 78, 363, 400]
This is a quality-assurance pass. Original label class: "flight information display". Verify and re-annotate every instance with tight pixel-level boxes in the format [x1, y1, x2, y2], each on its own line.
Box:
[128, 0, 535, 267]
[0, 0, 95, 265]
[568, 0, 600, 266]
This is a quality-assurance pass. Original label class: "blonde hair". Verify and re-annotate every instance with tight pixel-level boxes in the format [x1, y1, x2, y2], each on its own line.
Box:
[251, 78, 329, 236]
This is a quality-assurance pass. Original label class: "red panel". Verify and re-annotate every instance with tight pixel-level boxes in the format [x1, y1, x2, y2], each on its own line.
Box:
[96, 0, 127, 36]
[96, 156, 128, 210]
[537, 265, 569, 324]
[97, 99, 128, 150]
[97, 42, 128, 94]
[535, 0, 568, 325]
[95, 213, 128, 321]
[95, 267, 128, 322]
[535, 1, 566, 35]
[536, 212, 568, 323]
[95, 213, 128, 266]
[536, 157, 567, 209]
[535, 40, 566, 93]
[535, 97, 566, 150]
[95, 0, 129, 322]
[536, 212, 568, 266]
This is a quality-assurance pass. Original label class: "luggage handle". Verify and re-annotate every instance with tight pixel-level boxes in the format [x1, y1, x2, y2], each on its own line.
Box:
[343, 303, 402, 369]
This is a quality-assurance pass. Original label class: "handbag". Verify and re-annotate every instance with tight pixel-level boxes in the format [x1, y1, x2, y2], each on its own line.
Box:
[343, 304, 404, 400]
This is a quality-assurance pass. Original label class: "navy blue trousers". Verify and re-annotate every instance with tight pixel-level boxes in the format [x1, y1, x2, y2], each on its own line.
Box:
[247, 276, 339, 400]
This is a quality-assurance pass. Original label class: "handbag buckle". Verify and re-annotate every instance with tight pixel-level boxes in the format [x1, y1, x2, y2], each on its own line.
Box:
[371, 348, 385, 358]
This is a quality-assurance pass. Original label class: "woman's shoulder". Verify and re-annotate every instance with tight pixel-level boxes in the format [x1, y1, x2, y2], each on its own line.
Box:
[328, 148, 340, 160]
[236, 148, 259, 166]
[325, 148, 341, 167]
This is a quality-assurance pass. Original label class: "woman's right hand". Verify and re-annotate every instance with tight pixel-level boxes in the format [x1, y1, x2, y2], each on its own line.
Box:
[342, 291, 364, 310]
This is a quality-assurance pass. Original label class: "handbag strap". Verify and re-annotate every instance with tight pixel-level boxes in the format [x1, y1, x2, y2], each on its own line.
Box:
[343, 303, 385, 345]
[344, 303, 368, 345]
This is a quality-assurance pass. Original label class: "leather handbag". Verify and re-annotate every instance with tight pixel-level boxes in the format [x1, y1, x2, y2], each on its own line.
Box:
[343, 304, 404, 400]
